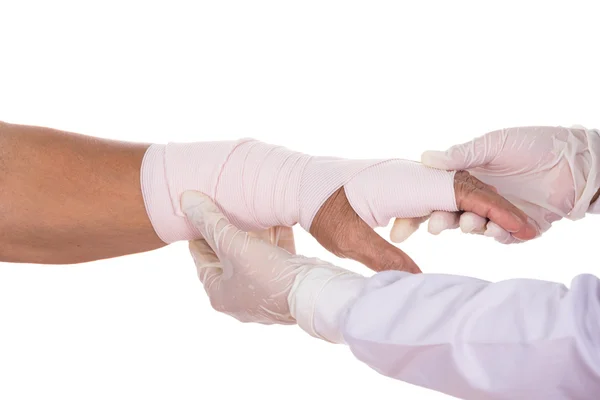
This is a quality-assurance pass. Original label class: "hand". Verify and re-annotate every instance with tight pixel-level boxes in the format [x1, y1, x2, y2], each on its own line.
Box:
[183, 191, 347, 325]
[391, 126, 600, 244]
[310, 168, 536, 273]
[162, 139, 536, 275]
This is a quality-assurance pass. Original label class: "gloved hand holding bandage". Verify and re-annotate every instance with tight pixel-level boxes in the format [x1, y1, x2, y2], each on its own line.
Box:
[392, 126, 600, 244]
[143, 138, 536, 272]
[184, 191, 360, 326]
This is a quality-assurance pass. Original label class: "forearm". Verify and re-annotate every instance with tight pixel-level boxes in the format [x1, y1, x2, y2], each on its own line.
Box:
[0, 121, 164, 263]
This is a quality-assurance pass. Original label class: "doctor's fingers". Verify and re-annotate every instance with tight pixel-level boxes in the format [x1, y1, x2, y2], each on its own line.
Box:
[182, 191, 252, 259]
[389, 216, 429, 243]
[189, 239, 223, 285]
[390, 212, 460, 243]
[249, 226, 296, 255]
[431, 212, 523, 244]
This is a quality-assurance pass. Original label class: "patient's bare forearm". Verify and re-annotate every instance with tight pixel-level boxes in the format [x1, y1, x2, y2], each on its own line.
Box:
[0, 121, 165, 264]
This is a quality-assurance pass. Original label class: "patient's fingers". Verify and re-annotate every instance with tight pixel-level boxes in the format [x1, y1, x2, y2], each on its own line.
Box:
[454, 171, 538, 241]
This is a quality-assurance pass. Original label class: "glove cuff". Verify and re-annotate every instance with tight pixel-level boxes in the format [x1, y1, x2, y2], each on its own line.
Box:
[288, 261, 366, 344]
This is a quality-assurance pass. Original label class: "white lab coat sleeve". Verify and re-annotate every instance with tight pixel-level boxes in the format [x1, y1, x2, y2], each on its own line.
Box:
[297, 270, 600, 399]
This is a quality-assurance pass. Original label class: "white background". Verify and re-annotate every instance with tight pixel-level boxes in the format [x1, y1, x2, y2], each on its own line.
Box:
[0, 1, 599, 399]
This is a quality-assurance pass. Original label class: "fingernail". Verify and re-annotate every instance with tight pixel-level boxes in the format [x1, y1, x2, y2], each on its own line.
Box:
[181, 191, 208, 213]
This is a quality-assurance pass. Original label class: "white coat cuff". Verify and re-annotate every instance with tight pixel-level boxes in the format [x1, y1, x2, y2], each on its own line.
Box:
[289, 266, 366, 344]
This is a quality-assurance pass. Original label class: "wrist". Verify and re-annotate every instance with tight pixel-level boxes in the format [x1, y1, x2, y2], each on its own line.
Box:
[215, 140, 311, 229]
[141, 144, 201, 243]
[141, 140, 311, 243]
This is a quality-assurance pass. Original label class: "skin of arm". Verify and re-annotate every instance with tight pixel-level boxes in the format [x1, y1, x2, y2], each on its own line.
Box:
[0, 121, 165, 263]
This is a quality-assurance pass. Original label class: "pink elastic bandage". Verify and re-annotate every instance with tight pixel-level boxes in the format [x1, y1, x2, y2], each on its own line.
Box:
[140, 139, 458, 243]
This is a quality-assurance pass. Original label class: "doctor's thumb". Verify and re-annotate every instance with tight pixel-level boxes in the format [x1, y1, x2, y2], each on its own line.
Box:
[421, 131, 505, 171]
[181, 190, 223, 244]
[390, 216, 428, 243]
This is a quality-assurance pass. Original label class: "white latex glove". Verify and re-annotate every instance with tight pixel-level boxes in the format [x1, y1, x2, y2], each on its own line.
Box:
[182, 190, 352, 325]
[391, 126, 600, 244]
